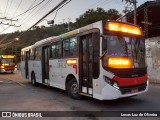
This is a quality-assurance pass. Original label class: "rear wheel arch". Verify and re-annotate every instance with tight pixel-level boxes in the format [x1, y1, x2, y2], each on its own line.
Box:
[65, 74, 77, 90]
[65, 74, 82, 99]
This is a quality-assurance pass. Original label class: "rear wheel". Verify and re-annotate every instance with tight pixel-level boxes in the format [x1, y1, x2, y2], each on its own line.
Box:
[67, 78, 82, 99]
[31, 72, 37, 86]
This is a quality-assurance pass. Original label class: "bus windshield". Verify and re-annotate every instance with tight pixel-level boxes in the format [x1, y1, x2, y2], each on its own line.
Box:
[102, 35, 146, 68]
[1, 58, 14, 64]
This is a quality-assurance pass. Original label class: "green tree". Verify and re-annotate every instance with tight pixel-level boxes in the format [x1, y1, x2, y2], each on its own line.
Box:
[75, 8, 121, 28]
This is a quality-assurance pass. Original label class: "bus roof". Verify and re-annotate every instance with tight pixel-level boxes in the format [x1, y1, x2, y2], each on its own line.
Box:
[21, 20, 142, 51]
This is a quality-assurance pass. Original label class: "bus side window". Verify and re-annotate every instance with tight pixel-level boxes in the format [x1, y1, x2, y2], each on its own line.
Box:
[34, 47, 41, 60]
[63, 39, 70, 57]
[63, 37, 77, 57]
[21, 52, 23, 61]
[70, 37, 77, 57]
[51, 43, 56, 58]
[55, 41, 62, 58]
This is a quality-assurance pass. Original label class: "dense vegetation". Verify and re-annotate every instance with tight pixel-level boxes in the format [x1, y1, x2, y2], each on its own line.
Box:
[0, 8, 121, 62]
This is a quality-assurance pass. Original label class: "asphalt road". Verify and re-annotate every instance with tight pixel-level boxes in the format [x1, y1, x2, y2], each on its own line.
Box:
[0, 71, 160, 120]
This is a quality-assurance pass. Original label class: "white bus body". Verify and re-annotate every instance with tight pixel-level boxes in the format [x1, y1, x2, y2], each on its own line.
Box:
[21, 20, 148, 100]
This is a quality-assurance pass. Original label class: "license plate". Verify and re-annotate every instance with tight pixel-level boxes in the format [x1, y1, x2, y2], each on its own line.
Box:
[131, 88, 138, 93]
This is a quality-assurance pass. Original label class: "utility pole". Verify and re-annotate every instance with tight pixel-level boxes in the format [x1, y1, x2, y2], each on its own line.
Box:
[122, 0, 137, 25]
[141, 7, 152, 38]
[133, 0, 137, 25]
[68, 18, 71, 31]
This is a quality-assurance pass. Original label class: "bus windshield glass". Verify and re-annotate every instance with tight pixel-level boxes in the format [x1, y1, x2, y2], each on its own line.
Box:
[102, 35, 146, 68]
[1, 58, 14, 64]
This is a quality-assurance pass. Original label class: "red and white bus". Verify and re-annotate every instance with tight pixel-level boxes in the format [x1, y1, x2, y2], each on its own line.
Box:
[21, 20, 148, 100]
[0, 55, 17, 73]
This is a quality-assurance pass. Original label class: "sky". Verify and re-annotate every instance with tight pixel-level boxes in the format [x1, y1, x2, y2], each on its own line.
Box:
[0, 0, 150, 34]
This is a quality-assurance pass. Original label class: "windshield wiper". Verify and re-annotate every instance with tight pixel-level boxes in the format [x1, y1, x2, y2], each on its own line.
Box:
[100, 50, 107, 59]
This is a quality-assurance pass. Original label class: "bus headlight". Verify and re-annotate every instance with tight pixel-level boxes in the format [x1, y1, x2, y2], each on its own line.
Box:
[1, 65, 4, 69]
[103, 75, 119, 89]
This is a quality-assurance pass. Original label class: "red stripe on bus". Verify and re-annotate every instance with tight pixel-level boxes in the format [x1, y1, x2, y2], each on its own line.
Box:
[72, 65, 78, 74]
[113, 74, 147, 87]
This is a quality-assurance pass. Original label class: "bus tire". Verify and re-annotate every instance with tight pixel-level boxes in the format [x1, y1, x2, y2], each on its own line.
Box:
[31, 72, 37, 86]
[67, 78, 82, 100]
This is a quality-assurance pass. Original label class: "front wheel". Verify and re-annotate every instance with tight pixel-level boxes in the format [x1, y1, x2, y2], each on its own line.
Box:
[67, 78, 82, 100]
[31, 73, 37, 86]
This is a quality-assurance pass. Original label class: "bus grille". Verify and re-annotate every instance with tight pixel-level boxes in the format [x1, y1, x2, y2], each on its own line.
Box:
[120, 83, 147, 94]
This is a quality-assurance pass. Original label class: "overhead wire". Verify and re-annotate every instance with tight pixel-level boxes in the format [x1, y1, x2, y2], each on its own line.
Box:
[68, 0, 104, 20]
[13, 0, 46, 19]
[19, 0, 37, 21]
[4, 0, 10, 17]
[52, 0, 71, 21]
[20, 0, 52, 26]
[96, 0, 113, 8]
[0, 0, 71, 46]
[0, 0, 45, 35]
[0, 0, 23, 42]
[12, 0, 23, 18]
[6, 0, 14, 17]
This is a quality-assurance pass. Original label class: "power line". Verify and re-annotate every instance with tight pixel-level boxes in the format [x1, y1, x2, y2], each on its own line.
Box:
[96, 0, 112, 8]
[11, 0, 23, 18]
[4, 0, 10, 17]
[13, 0, 46, 19]
[0, 0, 47, 44]
[68, 0, 104, 20]
[0, 0, 71, 47]
[0, 0, 23, 41]
[27, 0, 70, 30]
[20, 0, 52, 26]
[6, 0, 14, 17]
[19, 0, 37, 20]
[52, 0, 71, 21]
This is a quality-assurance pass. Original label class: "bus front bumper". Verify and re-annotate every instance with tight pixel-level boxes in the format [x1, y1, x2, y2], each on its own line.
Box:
[0, 68, 15, 73]
[101, 81, 149, 100]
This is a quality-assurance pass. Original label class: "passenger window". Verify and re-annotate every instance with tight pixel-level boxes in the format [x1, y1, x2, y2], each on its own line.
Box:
[51, 41, 62, 58]
[63, 39, 70, 57]
[70, 37, 77, 56]
[63, 37, 77, 57]
[34, 47, 41, 60]
[55, 41, 61, 57]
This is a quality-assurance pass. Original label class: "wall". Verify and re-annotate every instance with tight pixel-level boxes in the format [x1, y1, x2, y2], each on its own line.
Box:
[146, 36, 160, 83]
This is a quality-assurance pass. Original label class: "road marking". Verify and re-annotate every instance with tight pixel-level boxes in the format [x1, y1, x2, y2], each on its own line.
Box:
[1, 77, 24, 86]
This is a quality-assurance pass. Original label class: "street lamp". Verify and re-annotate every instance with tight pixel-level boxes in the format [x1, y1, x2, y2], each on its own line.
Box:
[15, 37, 20, 41]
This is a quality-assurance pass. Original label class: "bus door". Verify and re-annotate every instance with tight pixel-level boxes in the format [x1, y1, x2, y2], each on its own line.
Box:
[25, 51, 30, 78]
[42, 46, 50, 84]
[79, 34, 93, 96]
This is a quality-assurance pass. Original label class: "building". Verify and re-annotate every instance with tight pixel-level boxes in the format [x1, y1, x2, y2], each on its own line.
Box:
[126, 1, 160, 38]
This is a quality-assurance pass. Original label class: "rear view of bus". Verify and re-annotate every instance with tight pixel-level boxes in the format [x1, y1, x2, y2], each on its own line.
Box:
[100, 21, 148, 100]
[0, 55, 17, 73]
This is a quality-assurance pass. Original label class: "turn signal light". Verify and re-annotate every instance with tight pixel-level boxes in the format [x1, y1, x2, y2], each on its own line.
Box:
[66, 59, 77, 65]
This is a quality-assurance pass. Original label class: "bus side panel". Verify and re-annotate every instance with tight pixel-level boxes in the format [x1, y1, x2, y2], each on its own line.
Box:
[20, 61, 26, 78]
[28, 60, 34, 80]
[49, 58, 78, 90]
[49, 59, 63, 89]
[62, 58, 79, 89]
[32, 60, 42, 83]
